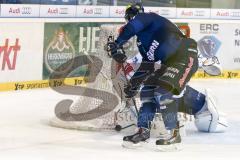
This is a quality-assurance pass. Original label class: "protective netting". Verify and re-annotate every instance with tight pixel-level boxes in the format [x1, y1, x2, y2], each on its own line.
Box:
[50, 24, 140, 132]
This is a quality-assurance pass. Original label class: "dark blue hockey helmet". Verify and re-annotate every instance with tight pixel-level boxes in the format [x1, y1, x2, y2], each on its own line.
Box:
[124, 2, 144, 21]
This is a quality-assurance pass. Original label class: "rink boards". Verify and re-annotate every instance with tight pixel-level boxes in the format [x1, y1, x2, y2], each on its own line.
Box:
[1, 18, 240, 91]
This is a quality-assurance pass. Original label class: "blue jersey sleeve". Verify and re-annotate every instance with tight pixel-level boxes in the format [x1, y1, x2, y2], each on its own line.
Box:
[116, 13, 152, 46]
[130, 61, 154, 88]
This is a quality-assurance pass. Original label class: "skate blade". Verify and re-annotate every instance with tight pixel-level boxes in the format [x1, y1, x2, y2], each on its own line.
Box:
[122, 141, 147, 149]
[156, 143, 182, 152]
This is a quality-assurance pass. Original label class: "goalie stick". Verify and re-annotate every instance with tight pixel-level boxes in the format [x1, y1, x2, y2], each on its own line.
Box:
[120, 62, 139, 117]
[107, 35, 140, 131]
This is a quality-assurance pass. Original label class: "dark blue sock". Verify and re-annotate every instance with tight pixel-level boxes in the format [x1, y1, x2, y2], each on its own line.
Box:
[137, 102, 157, 129]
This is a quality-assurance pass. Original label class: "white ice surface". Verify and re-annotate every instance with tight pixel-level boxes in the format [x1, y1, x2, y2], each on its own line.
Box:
[0, 79, 240, 160]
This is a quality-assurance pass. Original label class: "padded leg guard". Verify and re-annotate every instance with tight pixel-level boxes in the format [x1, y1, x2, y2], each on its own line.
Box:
[194, 89, 228, 133]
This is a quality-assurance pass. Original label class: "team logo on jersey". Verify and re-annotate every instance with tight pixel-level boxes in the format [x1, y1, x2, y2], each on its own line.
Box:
[147, 40, 159, 61]
[198, 36, 221, 58]
[44, 27, 75, 75]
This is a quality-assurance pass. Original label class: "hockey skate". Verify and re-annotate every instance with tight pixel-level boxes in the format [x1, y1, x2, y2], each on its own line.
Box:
[122, 128, 150, 149]
[155, 128, 182, 152]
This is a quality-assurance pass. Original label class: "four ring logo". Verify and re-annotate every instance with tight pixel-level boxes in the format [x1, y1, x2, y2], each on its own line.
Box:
[21, 7, 32, 14]
[231, 11, 240, 17]
[94, 8, 103, 15]
[60, 8, 68, 15]
[195, 10, 205, 17]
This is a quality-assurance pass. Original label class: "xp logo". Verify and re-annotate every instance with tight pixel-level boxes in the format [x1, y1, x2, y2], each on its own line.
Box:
[198, 36, 221, 58]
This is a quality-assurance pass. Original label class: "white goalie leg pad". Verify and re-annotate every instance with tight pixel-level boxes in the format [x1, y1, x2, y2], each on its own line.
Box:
[194, 89, 228, 133]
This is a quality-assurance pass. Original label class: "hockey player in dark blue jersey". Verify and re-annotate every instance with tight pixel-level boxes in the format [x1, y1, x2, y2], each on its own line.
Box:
[107, 3, 227, 150]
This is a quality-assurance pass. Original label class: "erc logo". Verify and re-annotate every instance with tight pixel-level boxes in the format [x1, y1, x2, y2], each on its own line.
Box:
[198, 35, 221, 58]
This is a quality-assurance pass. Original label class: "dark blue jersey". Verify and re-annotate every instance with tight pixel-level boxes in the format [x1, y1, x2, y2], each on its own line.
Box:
[116, 12, 184, 63]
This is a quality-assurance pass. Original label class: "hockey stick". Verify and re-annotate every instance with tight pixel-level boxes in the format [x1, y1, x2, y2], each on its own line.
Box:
[113, 65, 139, 132]
[106, 35, 139, 131]
[115, 124, 136, 131]
[120, 63, 139, 117]
[84, 49, 138, 132]
[106, 34, 139, 115]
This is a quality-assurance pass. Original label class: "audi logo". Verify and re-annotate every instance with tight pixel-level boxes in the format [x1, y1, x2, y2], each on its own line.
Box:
[94, 8, 103, 15]
[59, 8, 68, 14]
[21, 7, 32, 14]
[195, 11, 205, 16]
[231, 12, 240, 17]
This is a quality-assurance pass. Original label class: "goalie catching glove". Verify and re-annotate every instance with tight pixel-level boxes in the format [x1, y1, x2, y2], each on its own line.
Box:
[106, 41, 127, 63]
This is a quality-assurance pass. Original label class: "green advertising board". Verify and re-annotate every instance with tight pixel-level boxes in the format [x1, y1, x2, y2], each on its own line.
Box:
[43, 22, 188, 80]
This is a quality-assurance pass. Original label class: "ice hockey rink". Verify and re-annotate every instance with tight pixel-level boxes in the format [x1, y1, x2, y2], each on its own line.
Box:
[0, 79, 239, 160]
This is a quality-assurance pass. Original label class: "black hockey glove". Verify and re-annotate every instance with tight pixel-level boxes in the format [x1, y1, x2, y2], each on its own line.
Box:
[107, 41, 127, 63]
[107, 41, 118, 55]
[124, 85, 139, 98]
